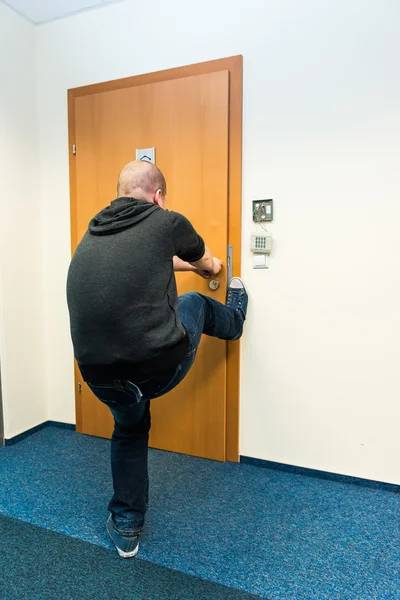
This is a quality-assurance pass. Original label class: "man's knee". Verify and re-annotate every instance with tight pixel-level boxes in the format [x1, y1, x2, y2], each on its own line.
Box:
[228, 323, 244, 341]
[178, 291, 203, 305]
[178, 292, 206, 317]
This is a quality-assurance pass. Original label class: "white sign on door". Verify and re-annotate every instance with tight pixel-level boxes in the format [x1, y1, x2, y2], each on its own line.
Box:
[136, 148, 155, 164]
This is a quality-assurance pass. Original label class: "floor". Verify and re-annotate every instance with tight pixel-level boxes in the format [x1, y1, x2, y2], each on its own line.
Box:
[1, 513, 260, 600]
[0, 427, 399, 600]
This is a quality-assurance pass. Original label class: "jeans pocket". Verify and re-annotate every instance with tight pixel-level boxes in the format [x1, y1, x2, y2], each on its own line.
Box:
[88, 380, 143, 409]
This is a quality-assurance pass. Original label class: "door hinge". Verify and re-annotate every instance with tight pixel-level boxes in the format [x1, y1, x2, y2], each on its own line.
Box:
[78, 382, 82, 392]
[72, 144, 77, 155]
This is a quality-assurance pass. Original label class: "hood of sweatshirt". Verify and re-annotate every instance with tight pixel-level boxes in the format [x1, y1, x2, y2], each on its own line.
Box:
[89, 197, 159, 235]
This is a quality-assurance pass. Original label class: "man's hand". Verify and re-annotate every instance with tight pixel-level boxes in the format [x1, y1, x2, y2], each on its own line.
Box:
[210, 257, 222, 275]
[189, 247, 223, 277]
[194, 257, 222, 278]
[193, 268, 211, 279]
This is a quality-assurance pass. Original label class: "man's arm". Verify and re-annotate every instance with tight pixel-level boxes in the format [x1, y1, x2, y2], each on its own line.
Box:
[173, 249, 222, 278]
[173, 256, 196, 273]
[168, 212, 222, 276]
[190, 246, 222, 276]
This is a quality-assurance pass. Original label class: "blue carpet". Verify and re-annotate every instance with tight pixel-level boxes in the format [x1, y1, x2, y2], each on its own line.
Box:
[0, 514, 261, 600]
[0, 427, 399, 600]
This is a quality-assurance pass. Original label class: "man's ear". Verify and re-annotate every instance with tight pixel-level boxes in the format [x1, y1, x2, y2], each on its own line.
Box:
[154, 189, 165, 208]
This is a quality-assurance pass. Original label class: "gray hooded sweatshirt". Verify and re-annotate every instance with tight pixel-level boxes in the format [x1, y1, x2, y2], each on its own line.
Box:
[67, 197, 205, 383]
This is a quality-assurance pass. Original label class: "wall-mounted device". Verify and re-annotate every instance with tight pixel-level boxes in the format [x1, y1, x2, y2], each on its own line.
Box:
[253, 254, 269, 269]
[251, 199, 273, 269]
[250, 233, 272, 269]
[253, 199, 273, 222]
[250, 233, 273, 254]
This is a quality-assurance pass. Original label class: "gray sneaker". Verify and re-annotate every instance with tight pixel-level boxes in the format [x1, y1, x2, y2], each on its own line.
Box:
[226, 277, 248, 320]
[106, 515, 140, 559]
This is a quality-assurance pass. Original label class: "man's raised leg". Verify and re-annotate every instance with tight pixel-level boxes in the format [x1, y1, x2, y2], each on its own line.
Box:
[178, 277, 248, 345]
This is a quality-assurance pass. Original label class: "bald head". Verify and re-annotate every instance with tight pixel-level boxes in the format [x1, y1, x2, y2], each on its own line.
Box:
[117, 160, 167, 201]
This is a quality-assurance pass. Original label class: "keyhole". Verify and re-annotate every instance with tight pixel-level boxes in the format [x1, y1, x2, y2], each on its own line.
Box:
[209, 280, 220, 291]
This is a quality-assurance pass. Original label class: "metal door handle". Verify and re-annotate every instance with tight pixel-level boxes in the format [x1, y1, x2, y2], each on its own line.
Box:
[227, 244, 233, 286]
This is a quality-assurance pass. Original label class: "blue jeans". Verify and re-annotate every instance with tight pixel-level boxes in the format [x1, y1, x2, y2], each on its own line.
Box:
[87, 292, 244, 532]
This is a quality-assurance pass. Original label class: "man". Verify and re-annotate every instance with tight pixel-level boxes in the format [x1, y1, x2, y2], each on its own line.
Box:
[67, 160, 248, 558]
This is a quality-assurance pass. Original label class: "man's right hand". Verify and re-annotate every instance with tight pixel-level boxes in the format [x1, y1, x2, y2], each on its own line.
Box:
[190, 247, 222, 276]
[210, 257, 223, 276]
[194, 257, 223, 278]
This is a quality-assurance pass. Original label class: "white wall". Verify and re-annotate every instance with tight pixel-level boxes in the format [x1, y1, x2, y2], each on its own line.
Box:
[36, 0, 400, 484]
[0, 4, 47, 438]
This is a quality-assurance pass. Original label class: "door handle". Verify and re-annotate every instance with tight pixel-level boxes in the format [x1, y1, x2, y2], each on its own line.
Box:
[227, 244, 233, 286]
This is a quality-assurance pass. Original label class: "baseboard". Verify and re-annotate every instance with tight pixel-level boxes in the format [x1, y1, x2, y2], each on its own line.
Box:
[240, 456, 400, 494]
[4, 421, 76, 446]
[4, 424, 398, 493]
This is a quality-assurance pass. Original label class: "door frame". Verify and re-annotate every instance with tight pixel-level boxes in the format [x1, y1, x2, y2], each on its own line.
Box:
[68, 55, 243, 462]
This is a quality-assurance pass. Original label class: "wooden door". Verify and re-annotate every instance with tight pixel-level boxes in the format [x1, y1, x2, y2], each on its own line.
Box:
[69, 58, 243, 462]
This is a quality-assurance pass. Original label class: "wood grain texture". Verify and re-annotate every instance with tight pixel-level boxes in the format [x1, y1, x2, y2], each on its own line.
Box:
[68, 56, 243, 462]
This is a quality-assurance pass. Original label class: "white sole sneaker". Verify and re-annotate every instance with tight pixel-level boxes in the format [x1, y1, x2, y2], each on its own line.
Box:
[228, 277, 247, 292]
[106, 515, 140, 559]
[115, 544, 140, 559]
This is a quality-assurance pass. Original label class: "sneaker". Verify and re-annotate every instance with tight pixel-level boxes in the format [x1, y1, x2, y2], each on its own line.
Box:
[106, 515, 140, 559]
[226, 277, 248, 320]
